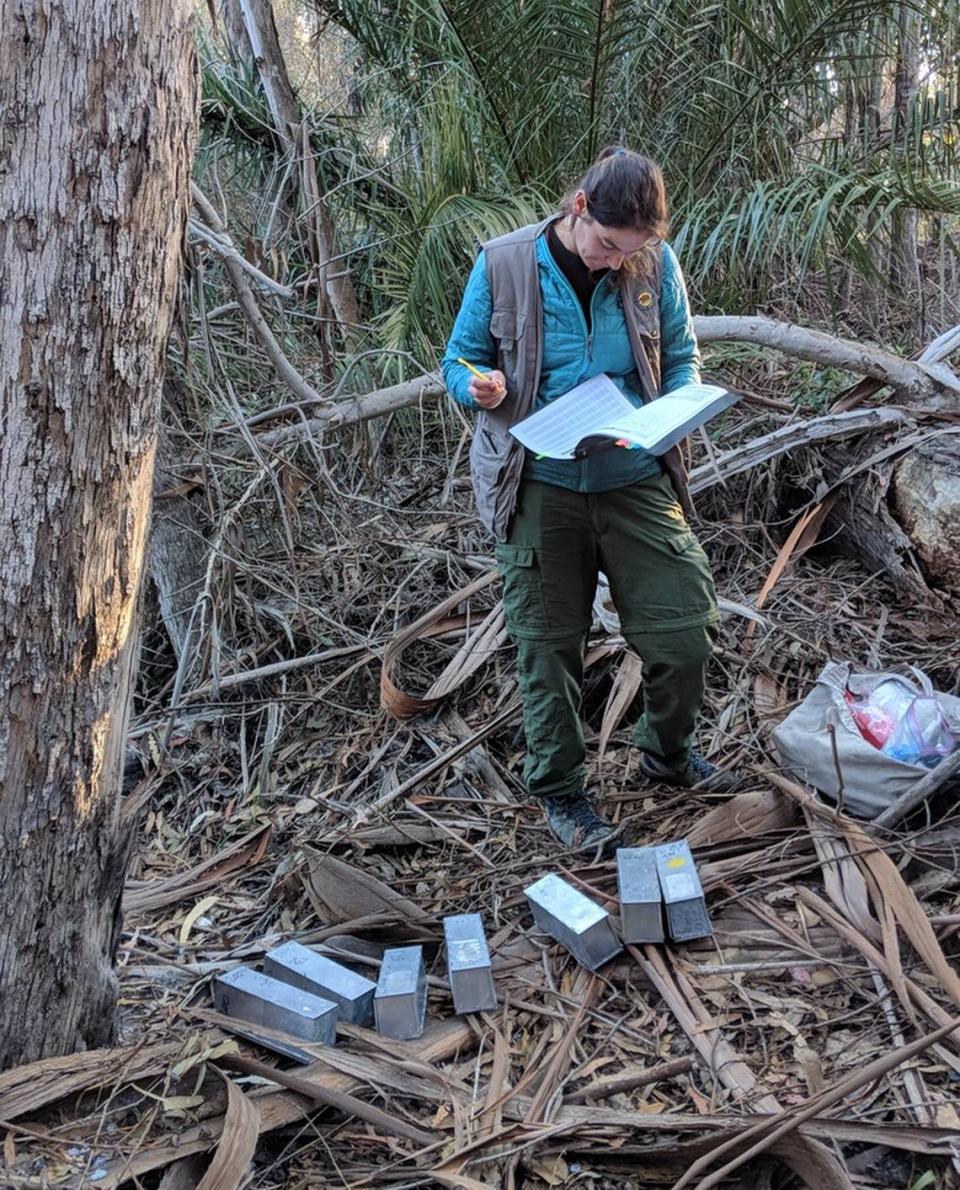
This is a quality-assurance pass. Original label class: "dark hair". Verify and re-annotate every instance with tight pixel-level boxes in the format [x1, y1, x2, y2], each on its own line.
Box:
[563, 146, 669, 237]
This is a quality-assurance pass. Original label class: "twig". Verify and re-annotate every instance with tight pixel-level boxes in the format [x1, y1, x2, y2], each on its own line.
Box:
[873, 749, 960, 829]
[673, 1018, 960, 1190]
[216, 1053, 435, 1147]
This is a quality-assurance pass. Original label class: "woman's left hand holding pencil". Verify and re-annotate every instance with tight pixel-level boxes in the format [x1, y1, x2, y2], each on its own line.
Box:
[458, 358, 507, 409]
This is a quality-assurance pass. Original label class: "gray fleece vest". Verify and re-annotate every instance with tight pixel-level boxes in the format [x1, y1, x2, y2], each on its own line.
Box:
[469, 216, 693, 540]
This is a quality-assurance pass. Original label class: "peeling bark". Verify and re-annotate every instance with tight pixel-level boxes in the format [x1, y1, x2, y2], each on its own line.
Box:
[0, 0, 197, 1066]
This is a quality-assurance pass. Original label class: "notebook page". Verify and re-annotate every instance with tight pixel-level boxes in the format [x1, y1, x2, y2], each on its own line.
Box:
[508, 374, 635, 459]
[592, 385, 733, 451]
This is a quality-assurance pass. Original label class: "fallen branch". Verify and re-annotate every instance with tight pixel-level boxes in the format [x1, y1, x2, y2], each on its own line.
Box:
[233, 373, 447, 452]
[191, 182, 332, 409]
[217, 1051, 436, 1146]
[562, 1055, 695, 1104]
[688, 407, 910, 494]
[872, 748, 960, 829]
[696, 315, 960, 404]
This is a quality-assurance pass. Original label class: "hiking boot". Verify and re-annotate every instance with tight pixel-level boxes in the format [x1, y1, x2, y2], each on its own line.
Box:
[638, 750, 740, 793]
[543, 793, 618, 853]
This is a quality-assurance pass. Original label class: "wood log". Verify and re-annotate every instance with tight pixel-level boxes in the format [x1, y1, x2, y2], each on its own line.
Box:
[696, 315, 960, 405]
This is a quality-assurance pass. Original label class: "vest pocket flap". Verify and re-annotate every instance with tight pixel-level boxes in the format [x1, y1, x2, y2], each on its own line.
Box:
[668, 531, 697, 555]
[494, 543, 535, 568]
[490, 308, 526, 341]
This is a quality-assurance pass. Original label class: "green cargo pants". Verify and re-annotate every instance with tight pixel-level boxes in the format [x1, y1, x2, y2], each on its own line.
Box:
[495, 473, 720, 800]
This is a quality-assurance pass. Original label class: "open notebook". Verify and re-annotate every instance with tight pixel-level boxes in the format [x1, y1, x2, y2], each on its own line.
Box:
[509, 374, 739, 459]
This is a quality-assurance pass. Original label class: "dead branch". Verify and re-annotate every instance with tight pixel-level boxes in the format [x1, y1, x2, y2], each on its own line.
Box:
[696, 315, 960, 404]
[688, 407, 909, 490]
[187, 217, 295, 298]
[231, 373, 447, 451]
[216, 1052, 436, 1146]
[191, 183, 332, 409]
[873, 748, 960, 829]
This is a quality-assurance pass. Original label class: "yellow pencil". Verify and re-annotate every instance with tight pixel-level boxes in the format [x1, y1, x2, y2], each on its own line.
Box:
[457, 357, 492, 380]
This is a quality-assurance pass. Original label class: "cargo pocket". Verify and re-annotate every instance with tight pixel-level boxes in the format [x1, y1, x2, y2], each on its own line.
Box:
[664, 530, 718, 622]
[494, 542, 546, 631]
[616, 525, 718, 630]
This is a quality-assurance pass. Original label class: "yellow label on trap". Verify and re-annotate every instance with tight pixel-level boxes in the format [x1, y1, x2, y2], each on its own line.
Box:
[667, 857, 687, 869]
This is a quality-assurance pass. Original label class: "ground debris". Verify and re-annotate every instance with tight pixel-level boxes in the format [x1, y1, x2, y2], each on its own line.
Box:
[5, 393, 960, 1189]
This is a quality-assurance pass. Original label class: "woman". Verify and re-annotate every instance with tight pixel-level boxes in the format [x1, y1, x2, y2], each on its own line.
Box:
[442, 147, 736, 853]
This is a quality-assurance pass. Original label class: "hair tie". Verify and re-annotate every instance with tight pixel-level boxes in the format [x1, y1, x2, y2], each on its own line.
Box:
[613, 148, 627, 157]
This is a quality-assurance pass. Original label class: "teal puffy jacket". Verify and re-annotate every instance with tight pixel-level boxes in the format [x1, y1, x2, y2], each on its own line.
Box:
[442, 232, 701, 493]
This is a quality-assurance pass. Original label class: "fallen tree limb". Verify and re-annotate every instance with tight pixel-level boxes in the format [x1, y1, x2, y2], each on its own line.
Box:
[873, 748, 960, 829]
[236, 373, 447, 452]
[223, 378, 909, 463]
[696, 315, 960, 404]
[688, 407, 910, 493]
[217, 1051, 436, 1146]
[832, 320, 960, 411]
[191, 183, 332, 409]
[209, 315, 956, 459]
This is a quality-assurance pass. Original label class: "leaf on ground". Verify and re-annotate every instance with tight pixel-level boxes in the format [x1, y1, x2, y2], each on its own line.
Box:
[303, 847, 430, 923]
[179, 895, 218, 946]
[687, 788, 797, 846]
[196, 1073, 259, 1190]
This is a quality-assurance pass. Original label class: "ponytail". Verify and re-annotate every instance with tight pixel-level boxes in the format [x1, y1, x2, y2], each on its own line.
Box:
[562, 146, 669, 237]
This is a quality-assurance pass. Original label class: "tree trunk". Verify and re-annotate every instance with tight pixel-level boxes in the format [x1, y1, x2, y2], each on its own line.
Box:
[0, 0, 197, 1068]
[220, 0, 251, 69]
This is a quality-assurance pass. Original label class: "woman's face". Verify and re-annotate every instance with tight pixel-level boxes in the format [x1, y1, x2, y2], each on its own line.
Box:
[570, 189, 659, 272]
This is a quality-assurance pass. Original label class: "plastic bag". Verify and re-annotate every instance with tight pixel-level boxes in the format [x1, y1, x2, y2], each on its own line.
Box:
[843, 673, 956, 768]
[844, 678, 914, 748]
[883, 694, 956, 768]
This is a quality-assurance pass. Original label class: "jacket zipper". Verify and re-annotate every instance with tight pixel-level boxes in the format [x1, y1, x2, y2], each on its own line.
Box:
[545, 243, 598, 365]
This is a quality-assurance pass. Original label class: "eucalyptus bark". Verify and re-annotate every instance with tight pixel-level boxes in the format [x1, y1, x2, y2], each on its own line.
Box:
[0, 0, 197, 1067]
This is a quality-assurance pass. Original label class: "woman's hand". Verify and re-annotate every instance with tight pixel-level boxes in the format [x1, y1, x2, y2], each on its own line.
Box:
[469, 369, 507, 409]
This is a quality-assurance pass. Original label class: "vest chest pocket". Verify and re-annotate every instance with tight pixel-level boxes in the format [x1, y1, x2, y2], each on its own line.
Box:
[490, 308, 525, 340]
[490, 308, 526, 381]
